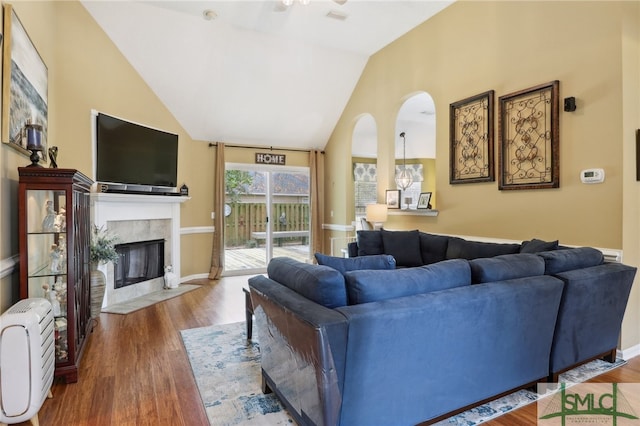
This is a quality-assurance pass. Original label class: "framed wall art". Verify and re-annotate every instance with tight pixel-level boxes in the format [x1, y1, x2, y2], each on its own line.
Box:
[2, 4, 48, 161]
[385, 189, 400, 209]
[450, 90, 494, 184]
[498, 81, 559, 190]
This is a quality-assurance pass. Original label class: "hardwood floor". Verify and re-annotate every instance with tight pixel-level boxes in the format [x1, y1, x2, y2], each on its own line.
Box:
[19, 275, 640, 425]
[21, 276, 250, 426]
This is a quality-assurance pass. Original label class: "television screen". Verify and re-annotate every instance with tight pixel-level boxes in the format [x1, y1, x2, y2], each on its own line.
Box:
[95, 113, 178, 189]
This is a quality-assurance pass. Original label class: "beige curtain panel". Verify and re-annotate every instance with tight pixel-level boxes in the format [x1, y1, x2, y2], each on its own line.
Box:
[208, 142, 225, 280]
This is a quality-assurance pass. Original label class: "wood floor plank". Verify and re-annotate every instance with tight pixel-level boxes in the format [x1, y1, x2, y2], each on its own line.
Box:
[12, 274, 640, 425]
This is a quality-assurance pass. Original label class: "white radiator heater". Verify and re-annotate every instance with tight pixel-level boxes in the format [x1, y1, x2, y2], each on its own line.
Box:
[0, 298, 55, 426]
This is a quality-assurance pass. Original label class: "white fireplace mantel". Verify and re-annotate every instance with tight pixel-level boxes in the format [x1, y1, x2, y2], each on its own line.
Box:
[90, 192, 189, 306]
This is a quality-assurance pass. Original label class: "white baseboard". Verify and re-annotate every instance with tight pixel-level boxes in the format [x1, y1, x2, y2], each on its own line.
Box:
[619, 343, 640, 361]
[181, 273, 211, 282]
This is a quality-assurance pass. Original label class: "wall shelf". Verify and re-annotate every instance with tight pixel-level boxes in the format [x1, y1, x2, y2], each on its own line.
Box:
[388, 209, 439, 217]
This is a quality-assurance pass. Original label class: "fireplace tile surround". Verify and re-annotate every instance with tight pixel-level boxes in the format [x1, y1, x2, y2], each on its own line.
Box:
[90, 192, 189, 308]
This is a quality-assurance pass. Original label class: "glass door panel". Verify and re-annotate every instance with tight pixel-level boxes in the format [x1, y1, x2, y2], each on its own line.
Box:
[223, 165, 310, 275]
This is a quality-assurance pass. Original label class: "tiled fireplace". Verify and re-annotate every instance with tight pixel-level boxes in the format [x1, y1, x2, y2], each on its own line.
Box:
[90, 192, 188, 308]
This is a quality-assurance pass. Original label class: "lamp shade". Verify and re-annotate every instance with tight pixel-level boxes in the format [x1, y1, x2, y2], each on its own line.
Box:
[366, 203, 388, 224]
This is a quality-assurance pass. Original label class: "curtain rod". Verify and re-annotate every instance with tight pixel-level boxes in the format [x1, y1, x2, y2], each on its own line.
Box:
[208, 142, 324, 154]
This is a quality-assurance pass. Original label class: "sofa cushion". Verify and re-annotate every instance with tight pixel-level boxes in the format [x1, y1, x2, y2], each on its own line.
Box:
[446, 237, 521, 260]
[357, 231, 384, 256]
[469, 253, 545, 284]
[344, 259, 471, 304]
[538, 247, 604, 275]
[381, 229, 423, 267]
[314, 253, 396, 275]
[267, 257, 348, 308]
[419, 232, 450, 265]
[520, 238, 559, 253]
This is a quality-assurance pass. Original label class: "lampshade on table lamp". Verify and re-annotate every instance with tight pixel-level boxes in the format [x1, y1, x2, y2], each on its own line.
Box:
[366, 204, 388, 230]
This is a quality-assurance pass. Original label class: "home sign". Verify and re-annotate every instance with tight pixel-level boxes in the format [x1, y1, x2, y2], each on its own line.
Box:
[255, 153, 286, 165]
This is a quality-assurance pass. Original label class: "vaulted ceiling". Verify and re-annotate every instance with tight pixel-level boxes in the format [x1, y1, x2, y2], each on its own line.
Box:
[81, 0, 454, 151]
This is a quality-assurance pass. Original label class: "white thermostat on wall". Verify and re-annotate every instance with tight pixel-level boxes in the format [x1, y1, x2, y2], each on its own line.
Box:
[580, 168, 605, 184]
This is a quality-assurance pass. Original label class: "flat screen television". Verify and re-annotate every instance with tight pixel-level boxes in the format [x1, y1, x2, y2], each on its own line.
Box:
[94, 112, 178, 192]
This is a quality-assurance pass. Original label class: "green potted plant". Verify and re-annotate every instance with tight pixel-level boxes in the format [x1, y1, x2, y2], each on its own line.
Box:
[90, 225, 119, 319]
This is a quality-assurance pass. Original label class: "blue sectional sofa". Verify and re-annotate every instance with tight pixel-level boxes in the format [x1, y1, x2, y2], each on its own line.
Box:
[248, 231, 636, 426]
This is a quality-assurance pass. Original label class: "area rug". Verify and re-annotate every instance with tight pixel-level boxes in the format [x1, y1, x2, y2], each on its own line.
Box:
[101, 284, 200, 314]
[180, 321, 625, 426]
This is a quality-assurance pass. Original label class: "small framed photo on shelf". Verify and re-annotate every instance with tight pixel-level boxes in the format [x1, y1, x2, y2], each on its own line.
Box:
[417, 192, 432, 209]
[385, 189, 401, 209]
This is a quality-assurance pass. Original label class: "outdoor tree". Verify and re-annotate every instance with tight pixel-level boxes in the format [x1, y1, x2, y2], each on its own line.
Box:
[225, 170, 253, 204]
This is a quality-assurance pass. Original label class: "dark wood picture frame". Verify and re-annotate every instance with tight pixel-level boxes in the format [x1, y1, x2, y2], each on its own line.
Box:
[498, 81, 559, 190]
[417, 192, 432, 209]
[1, 4, 48, 161]
[450, 90, 495, 184]
[385, 189, 401, 209]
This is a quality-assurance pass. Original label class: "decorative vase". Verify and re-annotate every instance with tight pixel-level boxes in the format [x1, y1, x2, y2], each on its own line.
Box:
[90, 264, 106, 319]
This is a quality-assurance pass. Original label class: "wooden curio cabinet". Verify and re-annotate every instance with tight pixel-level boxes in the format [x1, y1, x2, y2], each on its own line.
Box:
[18, 167, 93, 383]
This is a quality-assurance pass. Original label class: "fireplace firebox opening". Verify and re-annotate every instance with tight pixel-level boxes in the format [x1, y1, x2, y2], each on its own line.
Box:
[114, 239, 165, 289]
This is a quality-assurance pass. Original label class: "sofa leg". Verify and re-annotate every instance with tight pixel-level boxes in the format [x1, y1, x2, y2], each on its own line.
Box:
[603, 348, 617, 363]
[262, 375, 273, 394]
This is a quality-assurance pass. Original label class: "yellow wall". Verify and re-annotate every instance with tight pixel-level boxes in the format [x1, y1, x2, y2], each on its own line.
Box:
[327, 1, 633, 246]
[325, 1, 640, 351]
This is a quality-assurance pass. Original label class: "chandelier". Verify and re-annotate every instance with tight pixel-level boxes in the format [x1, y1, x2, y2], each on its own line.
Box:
[395, 132, 413, 191]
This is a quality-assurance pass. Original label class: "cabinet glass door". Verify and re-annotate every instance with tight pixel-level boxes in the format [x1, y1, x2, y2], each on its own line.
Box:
[27, 189, 69, 362]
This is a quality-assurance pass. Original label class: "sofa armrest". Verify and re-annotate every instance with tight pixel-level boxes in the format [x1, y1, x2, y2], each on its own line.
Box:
[347, 241, 359, 258]
[549, 262, 637, 375]
[248, 275, 348, 426]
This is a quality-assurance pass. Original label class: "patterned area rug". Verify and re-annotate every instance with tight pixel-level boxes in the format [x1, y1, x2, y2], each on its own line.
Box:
[101, 284, 200, 314]
[180, 322, 625, 426]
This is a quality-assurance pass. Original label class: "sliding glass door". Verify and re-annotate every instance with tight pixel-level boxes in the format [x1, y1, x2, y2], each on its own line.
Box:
[223, 163, 310, 275]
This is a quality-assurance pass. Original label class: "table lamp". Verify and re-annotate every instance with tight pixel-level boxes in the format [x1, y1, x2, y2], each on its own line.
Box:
[366, 204, 388, 230]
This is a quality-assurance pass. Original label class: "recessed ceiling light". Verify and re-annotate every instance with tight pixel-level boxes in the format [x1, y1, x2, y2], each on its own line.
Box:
[202, 9, 217, 20]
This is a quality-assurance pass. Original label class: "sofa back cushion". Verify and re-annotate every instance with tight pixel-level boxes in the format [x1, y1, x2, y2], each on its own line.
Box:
[419, 232, 450, 265]
[314, 253, 396, 275]
[267, 257, 348, 308]
[356, 231, 384, 256]
[446, 237, 521, 260]
[537, 247, 604, 275]
[469, 253, 545, 284]
[344, 259, 471, 304]
[380, 229, 423, 267]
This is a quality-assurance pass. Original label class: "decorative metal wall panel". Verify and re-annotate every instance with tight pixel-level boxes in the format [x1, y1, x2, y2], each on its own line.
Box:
[450, 91, 494, 184]
[499, 81, 559, 190]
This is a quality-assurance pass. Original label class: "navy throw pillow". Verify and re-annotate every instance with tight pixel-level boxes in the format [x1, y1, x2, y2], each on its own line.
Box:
[357, 231, 384, 256]
[381, 229, 423, 267]
[446, 237, 521, 260]
[419, 232, 450, 265]
[315, 253, 396, 275]
[520, 238, 559, 253]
